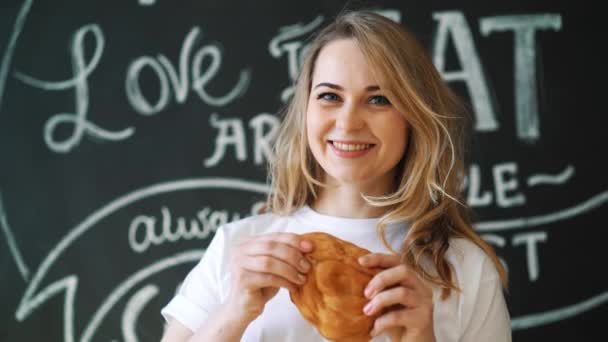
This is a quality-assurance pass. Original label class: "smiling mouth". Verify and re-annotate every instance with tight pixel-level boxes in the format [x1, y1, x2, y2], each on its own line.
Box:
[327, 140, 375, 152]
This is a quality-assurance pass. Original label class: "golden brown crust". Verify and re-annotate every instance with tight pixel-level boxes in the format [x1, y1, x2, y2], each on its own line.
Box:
[289, 232, 381, 342]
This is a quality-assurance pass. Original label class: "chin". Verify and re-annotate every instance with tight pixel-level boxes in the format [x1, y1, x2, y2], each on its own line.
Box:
[326, 171, 370, 185]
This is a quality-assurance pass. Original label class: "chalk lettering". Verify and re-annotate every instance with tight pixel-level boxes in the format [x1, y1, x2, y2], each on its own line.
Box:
[481, 14, 562, 142]
[125, 57, 170, 115]
[204, 113, 279, 167]
[482, 231, 547, 282]
[128, 206, 244, 253]
[126, 27, 251, 115]
[204, 114, 247, 167]
[269, 16, 324, 101]
[466, 164, 493, 207]
[249, 113, 280, 165]
[432, 11, 497, 132]
[493, 162, 526, 207]
[192, 44, 250, 106]
[513, 231, 547, 282]
[14, 24, 134, 153]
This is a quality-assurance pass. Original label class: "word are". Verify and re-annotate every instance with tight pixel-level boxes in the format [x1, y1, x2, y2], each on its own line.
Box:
[204, 112, 279, 167]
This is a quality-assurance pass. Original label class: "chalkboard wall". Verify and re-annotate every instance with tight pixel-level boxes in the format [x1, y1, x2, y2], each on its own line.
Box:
[1, 1, 606, 341]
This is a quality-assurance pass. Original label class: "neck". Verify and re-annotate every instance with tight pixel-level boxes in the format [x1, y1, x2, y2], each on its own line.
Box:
[311, 174, 395, 218]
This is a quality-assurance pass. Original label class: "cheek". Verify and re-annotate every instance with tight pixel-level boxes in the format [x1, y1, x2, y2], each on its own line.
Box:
[306, 109, 324, 158]
[306, 109, 326, 144]
[383, 116, 409, 159]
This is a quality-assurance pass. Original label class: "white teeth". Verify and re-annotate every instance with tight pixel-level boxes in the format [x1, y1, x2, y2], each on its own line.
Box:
[331, 141, 373, 151]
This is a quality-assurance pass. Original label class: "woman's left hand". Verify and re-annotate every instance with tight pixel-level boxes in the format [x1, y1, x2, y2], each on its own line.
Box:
[358, 253, 436, 342]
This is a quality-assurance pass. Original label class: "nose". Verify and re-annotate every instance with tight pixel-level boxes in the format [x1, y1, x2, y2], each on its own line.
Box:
[335, 102, 365, 131]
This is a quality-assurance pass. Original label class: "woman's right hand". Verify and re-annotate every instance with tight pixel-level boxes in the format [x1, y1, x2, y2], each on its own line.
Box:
[225, 232, 314, 323]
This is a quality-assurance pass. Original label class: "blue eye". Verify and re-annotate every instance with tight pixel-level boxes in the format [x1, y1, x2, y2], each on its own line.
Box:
[317, 92, 339, 102]
[369, 95, 390, 105]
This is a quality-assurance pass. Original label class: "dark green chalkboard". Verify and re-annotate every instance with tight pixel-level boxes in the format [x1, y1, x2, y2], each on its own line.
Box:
[1, 0, 606, 341]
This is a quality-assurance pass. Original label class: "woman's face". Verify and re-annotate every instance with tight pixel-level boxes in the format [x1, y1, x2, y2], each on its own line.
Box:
[306, 38, 409, 191]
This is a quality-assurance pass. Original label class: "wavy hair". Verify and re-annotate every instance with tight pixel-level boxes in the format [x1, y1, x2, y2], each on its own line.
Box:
[267, 10, 507, 298]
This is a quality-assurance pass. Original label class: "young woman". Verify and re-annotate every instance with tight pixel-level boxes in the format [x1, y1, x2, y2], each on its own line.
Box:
[161, 10, 511, 342]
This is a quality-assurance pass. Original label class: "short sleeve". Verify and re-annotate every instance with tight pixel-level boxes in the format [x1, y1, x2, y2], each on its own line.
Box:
[433, 239, 512, 342]
[459, 260, 512, 342]
[161, 227, 227, 332]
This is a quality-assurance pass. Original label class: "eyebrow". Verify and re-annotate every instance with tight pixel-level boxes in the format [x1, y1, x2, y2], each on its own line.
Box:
[313, 82, 380, 92]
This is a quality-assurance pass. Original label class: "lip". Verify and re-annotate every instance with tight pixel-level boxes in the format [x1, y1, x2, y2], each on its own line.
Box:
[327, 140, 375, 159]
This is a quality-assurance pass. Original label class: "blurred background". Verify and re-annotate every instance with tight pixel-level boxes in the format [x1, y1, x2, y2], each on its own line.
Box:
[1, 0, 606, 341]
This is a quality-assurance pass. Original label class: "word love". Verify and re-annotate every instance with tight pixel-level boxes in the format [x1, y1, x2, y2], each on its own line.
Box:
[126, 26, 250, 115]
[15, 24, 250, 153]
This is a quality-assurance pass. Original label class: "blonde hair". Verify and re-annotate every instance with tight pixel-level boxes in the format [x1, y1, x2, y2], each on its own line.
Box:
[267, 10, 507, 298]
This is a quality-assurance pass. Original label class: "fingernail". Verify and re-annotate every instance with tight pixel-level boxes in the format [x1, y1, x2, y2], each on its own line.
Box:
[364, 286, 373, 298]
[298, 274, 306, 284]
[300, 258, 311, 272]
[363, 302, 373, 315]
[358, 256, 367, 265]
[300, 240, 312, 251]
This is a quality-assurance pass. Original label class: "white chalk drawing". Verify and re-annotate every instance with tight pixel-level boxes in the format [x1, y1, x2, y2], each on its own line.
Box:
[433, 11, 497, 133]
[204, 113, 280, 167]
[0, 0, 32, 111]
[512, 290, 608, 330]
[465, 164, 493, 207]
[528, 165, 575, 187]
[8, 177, 606, 340]
[434, 12, 562, 142]
[0, 190, 30, 281]
[128, 206, 244, 254]
[14, 178, 268, 342]
[8, 21, 250, 154]
[249, 113, 280, 165]
[269, 15, 324, 102]
[465, 162, 576, 208]
[125, 26, 251, 115]
[465, 162, 527, 208]
[122, 285, 159, 342]
[13, 24, 134, 153]
[204, 114, 247, 167]
[483, 231, 547, 283]
[512, 231, 547, 282]
[1, 6, 604, 340]
[475, 189, 608, 232]
[268, 9, 401, 102]
[480, 14, 562, 142]
[493, 162, 526, 208]
[81, 251, 204, 342]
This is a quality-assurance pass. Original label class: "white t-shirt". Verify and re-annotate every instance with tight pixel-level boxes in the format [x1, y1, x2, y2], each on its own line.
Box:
[161, 206, 512, 342]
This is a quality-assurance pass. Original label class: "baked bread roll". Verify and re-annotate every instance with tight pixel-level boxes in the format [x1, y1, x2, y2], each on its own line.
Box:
[289, 232, 381, 342]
